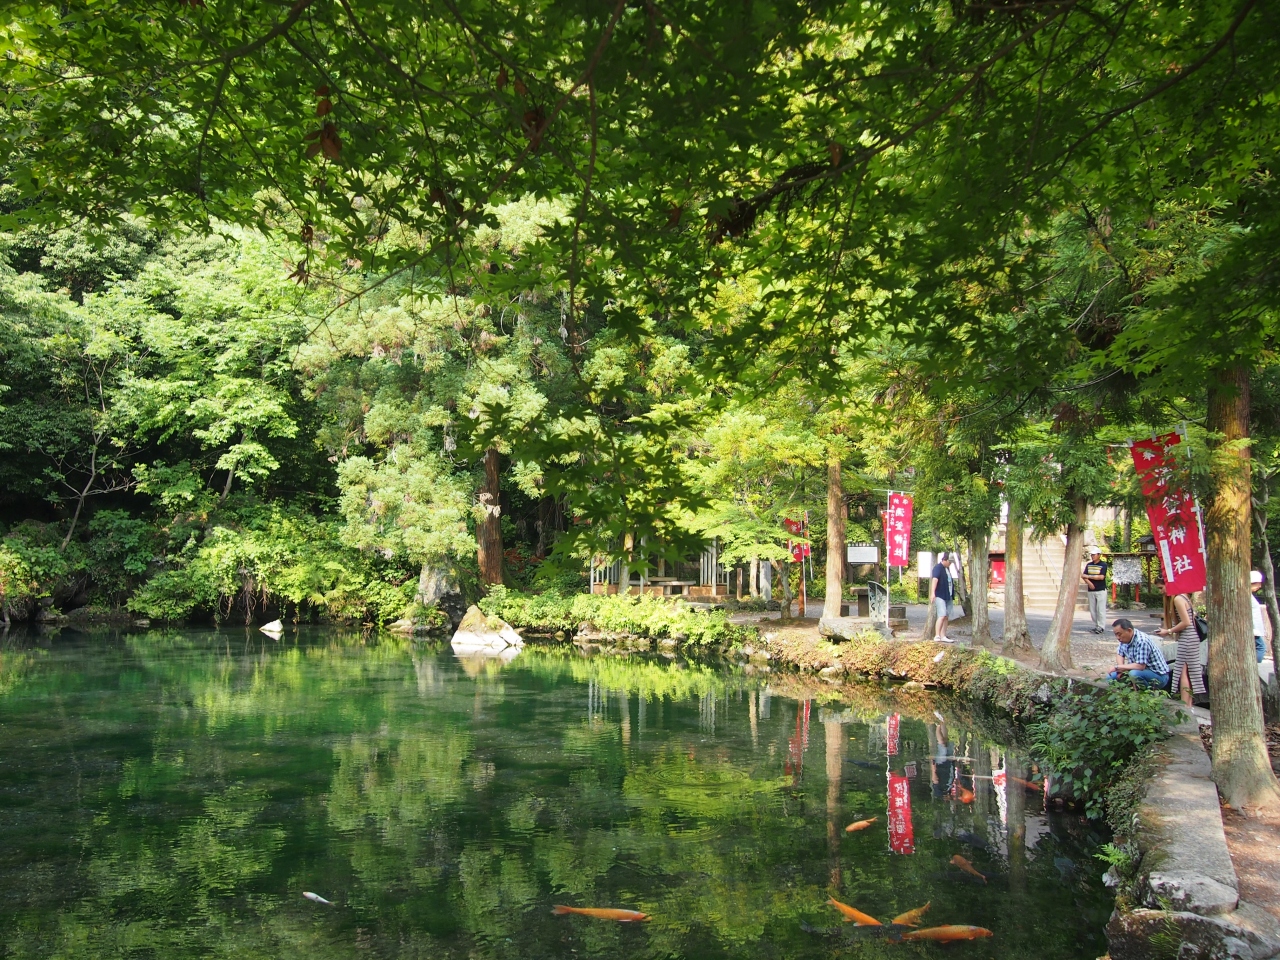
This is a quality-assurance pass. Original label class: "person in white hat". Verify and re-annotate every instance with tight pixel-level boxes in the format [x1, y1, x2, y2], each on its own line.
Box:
[1081, 547, 1108, 634]
[1250, 571, 1271, 663]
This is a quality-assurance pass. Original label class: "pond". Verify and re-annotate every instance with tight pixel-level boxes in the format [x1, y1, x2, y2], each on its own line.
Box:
[0, 628, 1113, 959]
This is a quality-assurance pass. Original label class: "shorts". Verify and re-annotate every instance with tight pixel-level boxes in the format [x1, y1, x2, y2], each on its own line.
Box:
[934, 597, 949, 619]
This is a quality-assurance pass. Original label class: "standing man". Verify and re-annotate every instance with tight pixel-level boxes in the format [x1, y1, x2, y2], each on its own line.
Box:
[1250, 571, 1272, 663]
[1082, 546, 1109, 635]
[928, 552, 955, 644]
[1107, 618, 1171, 689]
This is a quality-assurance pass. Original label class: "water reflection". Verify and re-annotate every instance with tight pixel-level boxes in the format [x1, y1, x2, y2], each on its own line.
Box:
[0, 628, 1111, 959]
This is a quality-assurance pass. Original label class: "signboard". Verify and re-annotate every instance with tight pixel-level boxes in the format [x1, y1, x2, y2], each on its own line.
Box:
[847, 544, 879, 564]
[887, 772, 915, 854]
[1130, 434, 1207, 595]
[884, 493, 914, 568]
[886, 712, 900, 757]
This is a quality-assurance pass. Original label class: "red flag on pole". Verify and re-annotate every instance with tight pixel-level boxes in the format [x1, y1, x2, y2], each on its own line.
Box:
[1130, 434, 1207, 595]
[884, 493, 913, 568]
[886, 712, 900, 756]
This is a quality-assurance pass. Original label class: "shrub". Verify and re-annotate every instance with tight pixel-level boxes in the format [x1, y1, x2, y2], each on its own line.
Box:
[128, 506, 416, 624]
[1028, 682, 1171, 818]
[479, 586, 750, 646]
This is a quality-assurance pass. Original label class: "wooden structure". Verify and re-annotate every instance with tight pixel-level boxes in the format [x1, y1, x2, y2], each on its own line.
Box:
[589, 539, 730, 598]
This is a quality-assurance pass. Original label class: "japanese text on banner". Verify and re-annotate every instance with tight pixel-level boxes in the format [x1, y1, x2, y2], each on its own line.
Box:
[1130, 434, 1206, 595]
[884, 493, 913, 568]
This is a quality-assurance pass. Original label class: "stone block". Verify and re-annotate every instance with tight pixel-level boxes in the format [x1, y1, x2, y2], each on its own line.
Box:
[1136, 728, 1238, 917]
[1107, 904, 1280, 960]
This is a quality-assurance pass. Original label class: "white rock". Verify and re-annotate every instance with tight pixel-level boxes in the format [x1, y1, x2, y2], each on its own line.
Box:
[450, 605, 523, 653]
[260, 619, 284, 637]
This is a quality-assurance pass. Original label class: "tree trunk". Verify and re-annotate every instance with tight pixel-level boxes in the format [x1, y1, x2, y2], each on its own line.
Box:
[620, 531, 634, 596]
[477, 447, 503, 585]
[61, 442, 99, 550]
[1006, 754, 1027, 896]
[825, 718, 844, 887]
[824, 458, 846, 620]
[1205, 363, 1280, 812]
[967, 528, 993, 646]
[1039, 495, 1085, 672]
[1003, 502, 1033, 653]
[922, 559, 939, 640]
[777, 559, 793, 621]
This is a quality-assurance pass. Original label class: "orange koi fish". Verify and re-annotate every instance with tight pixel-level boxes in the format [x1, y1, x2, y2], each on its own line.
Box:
[891, 901, 931, 927]
[844, 817, 878, 833]
[1009, 776, 1042, 791]
[902, 925, 993, 942]
[950, 854, 987, 883]
[827, 897, 881, 926]
[956, 784, 975, 804]
[552, 906, 649, 922]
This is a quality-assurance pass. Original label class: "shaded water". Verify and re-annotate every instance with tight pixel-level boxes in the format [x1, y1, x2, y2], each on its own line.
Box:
[0, 628, 1112, 959]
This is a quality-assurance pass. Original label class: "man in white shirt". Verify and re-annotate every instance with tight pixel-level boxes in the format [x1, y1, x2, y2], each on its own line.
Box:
[1251, 570, 1272, 664]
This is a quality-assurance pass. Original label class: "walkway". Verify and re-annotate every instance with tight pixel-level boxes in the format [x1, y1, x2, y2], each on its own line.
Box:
[735, 601, 1159, 678]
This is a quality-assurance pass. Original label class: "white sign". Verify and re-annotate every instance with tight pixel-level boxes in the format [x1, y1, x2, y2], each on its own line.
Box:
[847, 544, 879, 564]
[917, 552, 934, 578]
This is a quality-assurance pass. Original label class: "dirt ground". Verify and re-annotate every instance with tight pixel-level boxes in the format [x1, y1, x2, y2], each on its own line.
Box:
[1217, 724, 1280, 923]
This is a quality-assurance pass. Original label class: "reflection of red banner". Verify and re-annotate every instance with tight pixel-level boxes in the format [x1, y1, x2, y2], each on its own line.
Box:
[1130, 434, 1207, 595]
[884, 493, 913, 568]
[888, 773, 914, 854]
[785, 700, 811, 784]
[886, 713, 900, 756]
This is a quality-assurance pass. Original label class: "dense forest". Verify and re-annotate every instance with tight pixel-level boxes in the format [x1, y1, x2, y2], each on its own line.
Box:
[3, 0, 1280, 809]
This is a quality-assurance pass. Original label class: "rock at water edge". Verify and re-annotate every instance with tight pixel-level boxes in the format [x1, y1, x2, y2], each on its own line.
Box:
[451, 605, 524, 652]
[260, 619, 284, 637]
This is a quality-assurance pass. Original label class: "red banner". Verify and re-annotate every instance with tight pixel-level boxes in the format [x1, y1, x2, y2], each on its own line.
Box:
[888, 772, 915, 854]
[886, 712, 900, 757]
[1130, 434, 1207, 595]
[884, 493, 913, 568]
[783, 517, 810, 564]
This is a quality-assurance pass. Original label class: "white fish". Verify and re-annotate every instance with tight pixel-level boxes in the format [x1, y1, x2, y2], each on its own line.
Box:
[303, 891, 335, 906]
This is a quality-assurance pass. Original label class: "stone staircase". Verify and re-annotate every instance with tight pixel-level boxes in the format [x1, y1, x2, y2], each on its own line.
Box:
[1020, 532, 1089, 614]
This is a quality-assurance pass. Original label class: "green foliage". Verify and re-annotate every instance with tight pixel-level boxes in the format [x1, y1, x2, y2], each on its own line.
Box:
[128, 506, 414, 624]
[479, 586, 749, 647]
[84, 510, 154, 607]
[0, 521, 69, 609]
[1029, 684, 1171, 819]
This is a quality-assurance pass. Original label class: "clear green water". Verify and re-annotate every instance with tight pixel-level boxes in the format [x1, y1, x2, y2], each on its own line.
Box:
[0, 628, 1111, 959]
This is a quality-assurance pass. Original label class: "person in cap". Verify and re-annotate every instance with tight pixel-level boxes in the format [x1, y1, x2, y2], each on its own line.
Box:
[1250, 571, 1272, 664]
[1081, 547, 1108, 635]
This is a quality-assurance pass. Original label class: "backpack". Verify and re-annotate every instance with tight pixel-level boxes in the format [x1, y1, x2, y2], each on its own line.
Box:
[1184, 595, 1208, 642]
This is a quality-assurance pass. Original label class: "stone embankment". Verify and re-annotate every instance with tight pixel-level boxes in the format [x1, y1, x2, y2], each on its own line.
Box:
[1106, 711, 1280, 960]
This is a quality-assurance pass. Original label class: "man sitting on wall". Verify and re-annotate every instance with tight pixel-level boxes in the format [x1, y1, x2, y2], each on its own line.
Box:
[1106, 618, 1171, 690]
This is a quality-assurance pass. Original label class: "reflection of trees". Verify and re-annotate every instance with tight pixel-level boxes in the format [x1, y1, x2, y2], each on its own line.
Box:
[0, 632, 1112, 960]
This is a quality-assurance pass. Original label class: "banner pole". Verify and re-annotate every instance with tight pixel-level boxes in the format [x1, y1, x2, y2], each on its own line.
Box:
[886, 490, 892, 631]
